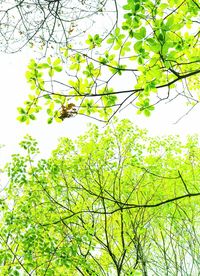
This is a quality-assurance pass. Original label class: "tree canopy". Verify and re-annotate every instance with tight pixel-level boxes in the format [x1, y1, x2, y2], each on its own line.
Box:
[17, 0, 200, 124]
[0, 0, 114, 53]
[1, 120, 200, 275]
[1, 1, 200, 274]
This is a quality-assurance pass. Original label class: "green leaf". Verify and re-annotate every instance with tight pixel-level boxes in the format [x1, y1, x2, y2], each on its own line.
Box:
[144, 109, 151, 116]
[47, 117, 53, 124]
[48, 68, 54, 77]
[158, 33, 165, 42]
[28, 59, 37, 69]
[146, 38, 161, 53]
[43, 94, 52, 100]
[138, 56, 143, 64]
[54, 117, 62, 123]
[38, 63, 50, 69]
[166, 16, 174, 29]
[47, 57, 52, 65]
[123, 2, 135, 10]
[133, 27, 146, 40]
[135, 3, 140, 11]
[17, 107, 26, 114]
[29, 114, 36, 120]
[47, 108, 53, 116]
[53, 58, 61, 66]
[134, 41, 143, 53]
[54, 66, 63, 72]
[17, 115, 27, 122]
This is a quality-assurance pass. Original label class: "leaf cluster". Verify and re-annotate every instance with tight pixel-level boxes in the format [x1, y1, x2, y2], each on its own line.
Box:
[18, 0, 200, 123]
[1, 120, 200, 274]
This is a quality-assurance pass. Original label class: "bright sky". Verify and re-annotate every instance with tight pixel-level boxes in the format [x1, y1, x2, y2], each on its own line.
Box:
[1, 48, 200, 166]
[1, 0, 200, 167]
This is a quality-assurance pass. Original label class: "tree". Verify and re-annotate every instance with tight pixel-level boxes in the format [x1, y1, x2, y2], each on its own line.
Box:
[17, 0, 200, 124]
[0, 0, 115, 53]
[1, 119, 200, 275]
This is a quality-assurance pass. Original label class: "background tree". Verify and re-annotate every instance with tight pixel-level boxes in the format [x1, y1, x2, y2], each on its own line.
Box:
[17, 0, 200, 124]
[1, 119, 200, 275]
[0, 0, 116, 53]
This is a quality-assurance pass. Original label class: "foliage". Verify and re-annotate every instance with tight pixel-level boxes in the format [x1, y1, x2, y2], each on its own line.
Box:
[17, 0, 200, 124]
[0, 0, 113, 53]
[1, 120, 200, 275]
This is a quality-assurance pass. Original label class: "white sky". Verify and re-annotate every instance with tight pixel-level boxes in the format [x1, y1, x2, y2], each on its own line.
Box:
[0, 0, 199, 167]
[0, 47, 200, 166]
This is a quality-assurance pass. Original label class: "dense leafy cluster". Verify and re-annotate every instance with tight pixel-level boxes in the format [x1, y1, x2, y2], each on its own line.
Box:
[1, 120, 200, 275]
[17, 0, 200, 123]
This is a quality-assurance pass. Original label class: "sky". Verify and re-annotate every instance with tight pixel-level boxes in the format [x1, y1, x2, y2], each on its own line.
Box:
[1, 48, 200, 167]
[0, 2, 200, 166]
